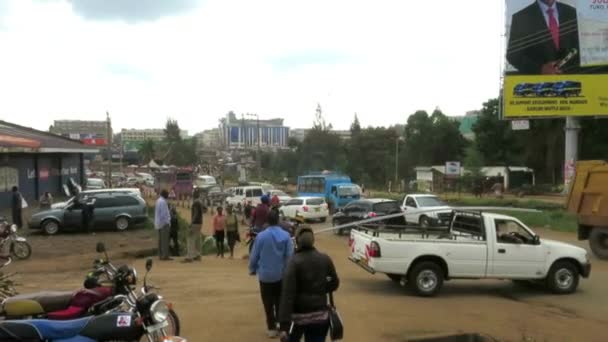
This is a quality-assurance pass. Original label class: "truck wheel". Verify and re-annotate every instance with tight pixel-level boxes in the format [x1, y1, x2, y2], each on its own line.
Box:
[546, 261, 579, 294]
[408, 261, 444, 297]
[589, 228, 608, 260]
[419, 216, 431, 228]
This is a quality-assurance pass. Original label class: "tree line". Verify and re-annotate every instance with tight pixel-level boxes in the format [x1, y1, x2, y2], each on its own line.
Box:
[261, 100, 608, 189]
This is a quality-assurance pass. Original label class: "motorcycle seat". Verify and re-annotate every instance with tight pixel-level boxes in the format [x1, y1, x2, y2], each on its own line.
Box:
[3, 291, 73, 317]
[26, 317, 91, 340]
[0, 321, 43, 341]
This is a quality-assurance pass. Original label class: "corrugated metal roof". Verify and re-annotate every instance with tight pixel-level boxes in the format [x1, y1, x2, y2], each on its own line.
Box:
[0, 120, 99, 153]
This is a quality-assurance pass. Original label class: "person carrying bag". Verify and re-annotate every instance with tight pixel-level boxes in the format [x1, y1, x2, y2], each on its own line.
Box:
[279, 226, 341, 342]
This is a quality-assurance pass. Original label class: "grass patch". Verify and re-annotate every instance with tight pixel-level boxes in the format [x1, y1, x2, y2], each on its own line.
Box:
[362, 192, 576, 232]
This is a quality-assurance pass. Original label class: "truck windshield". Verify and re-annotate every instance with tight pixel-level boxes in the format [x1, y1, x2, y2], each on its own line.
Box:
[338, 186, 360, 196]
[417, 196, 445, 207]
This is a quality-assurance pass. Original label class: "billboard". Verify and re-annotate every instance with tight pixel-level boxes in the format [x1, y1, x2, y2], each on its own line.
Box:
[503, 0, 608, 118]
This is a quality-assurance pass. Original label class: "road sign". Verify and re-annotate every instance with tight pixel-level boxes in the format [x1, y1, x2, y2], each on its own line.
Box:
[511, 120, 530, 131]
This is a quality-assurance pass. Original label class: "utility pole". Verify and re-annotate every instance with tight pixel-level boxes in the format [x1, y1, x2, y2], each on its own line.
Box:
[106, 112, 112, 188]
[395, 136, 399, 185]
[564, 117, 580, 194]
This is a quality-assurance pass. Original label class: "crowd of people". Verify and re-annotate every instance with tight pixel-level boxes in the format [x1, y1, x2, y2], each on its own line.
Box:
[154, 190, 340, 341]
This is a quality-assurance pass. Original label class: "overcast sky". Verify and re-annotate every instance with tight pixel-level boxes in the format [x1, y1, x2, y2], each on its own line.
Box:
[0, 0, 504, 133]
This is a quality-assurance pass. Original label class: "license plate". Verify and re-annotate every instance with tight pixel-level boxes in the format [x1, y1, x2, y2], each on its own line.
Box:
[315, 208, 320, 212]
[146, 320, 169, 332]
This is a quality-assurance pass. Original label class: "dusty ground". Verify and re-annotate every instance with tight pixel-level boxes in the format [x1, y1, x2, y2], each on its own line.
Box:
[4, 208, 607, 342]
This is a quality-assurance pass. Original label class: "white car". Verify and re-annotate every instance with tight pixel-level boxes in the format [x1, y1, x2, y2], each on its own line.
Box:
[280, 197, 329, 222]
[86, 178, 107, 190]
[226, 186, 264, 210]
[349, 210, 591, 296]
[401, 194, 453, 227]
[269, 190, 292, 204]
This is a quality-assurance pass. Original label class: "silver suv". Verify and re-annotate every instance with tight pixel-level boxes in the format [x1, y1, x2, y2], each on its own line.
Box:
[29, 192, 147, 235]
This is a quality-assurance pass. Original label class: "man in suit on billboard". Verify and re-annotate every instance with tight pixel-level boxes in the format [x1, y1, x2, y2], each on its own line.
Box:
[507, 0, 580, 75]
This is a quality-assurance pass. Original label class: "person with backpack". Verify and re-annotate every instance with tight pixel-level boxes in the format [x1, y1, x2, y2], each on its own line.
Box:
[279, 226, 340, 342]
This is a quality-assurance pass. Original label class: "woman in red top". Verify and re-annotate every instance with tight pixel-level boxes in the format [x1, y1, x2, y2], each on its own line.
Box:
[212, 206, 227, 258]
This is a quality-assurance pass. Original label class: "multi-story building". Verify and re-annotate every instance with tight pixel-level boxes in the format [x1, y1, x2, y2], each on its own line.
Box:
[50, 120, 110, 146]
[452, 110, 480, 141]
[221, 112, 289, 149]
[120, 128, 188, 142]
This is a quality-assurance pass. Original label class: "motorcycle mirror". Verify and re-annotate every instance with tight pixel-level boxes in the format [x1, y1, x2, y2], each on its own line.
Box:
[145, 258, 153, 272]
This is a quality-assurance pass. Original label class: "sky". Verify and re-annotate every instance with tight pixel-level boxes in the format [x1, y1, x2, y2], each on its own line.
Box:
[0, 0, 505, 133]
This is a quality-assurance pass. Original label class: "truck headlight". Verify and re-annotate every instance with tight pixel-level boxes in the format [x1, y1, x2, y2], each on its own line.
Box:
[150, 300, 169, 323]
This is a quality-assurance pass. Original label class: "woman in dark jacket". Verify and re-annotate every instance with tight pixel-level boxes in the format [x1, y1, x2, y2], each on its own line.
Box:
[279, 226, 340, 342]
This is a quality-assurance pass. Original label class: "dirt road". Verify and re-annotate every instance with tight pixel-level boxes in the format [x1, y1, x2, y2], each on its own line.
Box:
[5, 216, 606, 342]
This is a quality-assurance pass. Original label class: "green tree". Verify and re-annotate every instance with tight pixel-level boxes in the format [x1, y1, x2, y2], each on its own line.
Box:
[350, 114, 361, 134]
[312, 103, 332, 131]
[429, 108, 468, 165]
[463, 146, 484, 178]
[472, 99, 522, 165]
[164, 118, 182, 143]
[138, 139, 156, 164]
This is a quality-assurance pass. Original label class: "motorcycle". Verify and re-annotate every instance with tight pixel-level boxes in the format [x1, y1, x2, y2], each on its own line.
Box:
[0, 217, 32, 260]
[86, 242, 181, 337]
[0, 243, 180, 337]
[0, 296, 185, 342]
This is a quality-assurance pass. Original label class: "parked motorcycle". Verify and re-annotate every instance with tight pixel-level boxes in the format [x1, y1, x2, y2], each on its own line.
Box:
[0, 243, 180, 337]
[0, 216, 31, 260]
[87, 242, 181, 336]
[0, 299, 185, 341]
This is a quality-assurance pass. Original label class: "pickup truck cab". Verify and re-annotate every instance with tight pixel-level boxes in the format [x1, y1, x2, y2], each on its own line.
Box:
[349, 211, 591, 296]
[401, 194, 452, 227]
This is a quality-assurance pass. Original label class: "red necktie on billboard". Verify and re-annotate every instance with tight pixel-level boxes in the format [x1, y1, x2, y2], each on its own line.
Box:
[547, 8, 559, 50]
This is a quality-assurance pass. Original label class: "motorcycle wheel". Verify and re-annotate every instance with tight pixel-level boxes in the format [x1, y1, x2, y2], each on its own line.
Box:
[11, 241, 32, 260]
[167, 308, 181, 336]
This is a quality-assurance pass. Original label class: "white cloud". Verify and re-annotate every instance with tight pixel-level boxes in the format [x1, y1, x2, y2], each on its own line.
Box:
[0, 0, 505, 132]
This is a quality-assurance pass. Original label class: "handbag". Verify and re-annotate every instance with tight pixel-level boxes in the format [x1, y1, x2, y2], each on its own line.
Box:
[328, 291, 344, 341]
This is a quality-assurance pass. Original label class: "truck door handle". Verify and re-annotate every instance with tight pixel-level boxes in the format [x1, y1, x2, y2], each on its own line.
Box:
[498, 249, 506, 254]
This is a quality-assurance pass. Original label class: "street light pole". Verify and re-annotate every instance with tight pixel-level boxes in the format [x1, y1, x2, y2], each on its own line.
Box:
[395, 136, 399, 186]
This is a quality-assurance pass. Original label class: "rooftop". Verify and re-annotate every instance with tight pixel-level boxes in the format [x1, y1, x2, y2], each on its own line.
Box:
[0, 120, 98, 154]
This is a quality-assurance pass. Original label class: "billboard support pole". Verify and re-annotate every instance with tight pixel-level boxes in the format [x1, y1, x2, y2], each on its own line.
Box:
[564, 116, 580, 193]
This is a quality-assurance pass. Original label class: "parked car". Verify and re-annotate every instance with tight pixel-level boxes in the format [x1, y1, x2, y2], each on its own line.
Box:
[349, 210, 591, 296]
[52, 188, 143, 210]
[268, 189, 292, 204]
[332, 199, 406, 235]
[401, 194, 453, 227]
[86, 178, 107, 190]
[225, 186, 264, 211]
[195, 175, 217, 188]
[280, 197, 329, 223]
[29, 192, 147, 235]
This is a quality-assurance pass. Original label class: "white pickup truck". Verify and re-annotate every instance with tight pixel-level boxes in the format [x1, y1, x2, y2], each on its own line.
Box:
[401, 194, 453, 227]
[349, 210, 591, 296]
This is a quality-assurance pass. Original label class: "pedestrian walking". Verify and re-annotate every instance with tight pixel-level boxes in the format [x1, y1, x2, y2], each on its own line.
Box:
[81, 196, 96, 233]
[249, 209, 294, 338]
[184, 189, 204, 263]
[279, 226, 340, 342]
[212, 206, 227, 258]
[169, 205, 180, 256]
[11, 186, 24, 229]
[155, 190, 172, 261]
[251, 195, 270, 232]
[225, 205, 240, 259]
[243, 200, 254, 225]
[39, 192, 53, 210]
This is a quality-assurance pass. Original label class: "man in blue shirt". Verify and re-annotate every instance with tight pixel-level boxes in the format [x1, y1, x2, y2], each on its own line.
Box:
[155, 189, 172, 260]
[249, 209, 294, 338]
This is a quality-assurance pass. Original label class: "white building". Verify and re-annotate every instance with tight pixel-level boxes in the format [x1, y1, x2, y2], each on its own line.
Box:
[121, 128, 188, 142]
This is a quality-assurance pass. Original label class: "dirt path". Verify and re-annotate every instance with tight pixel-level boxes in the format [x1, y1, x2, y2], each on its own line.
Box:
[5, 209, 606, 341]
